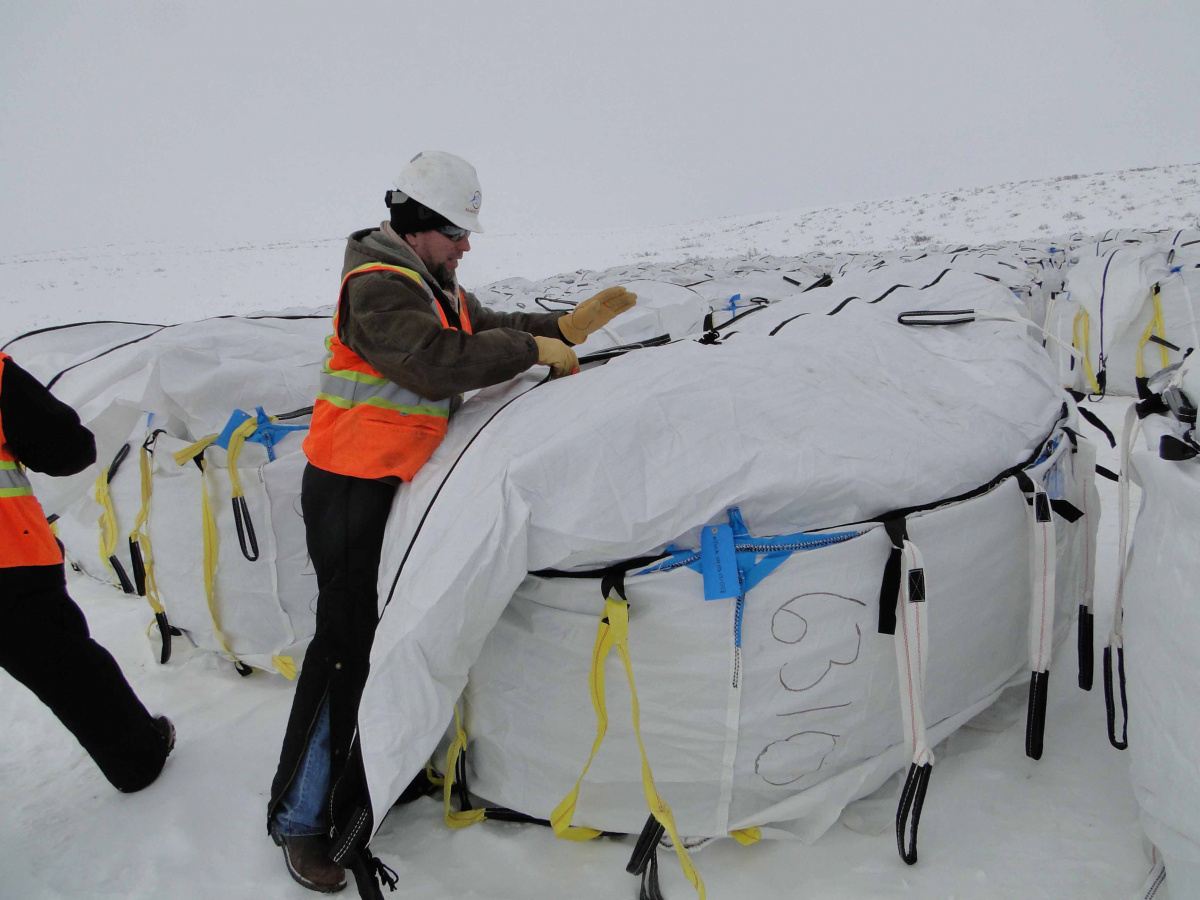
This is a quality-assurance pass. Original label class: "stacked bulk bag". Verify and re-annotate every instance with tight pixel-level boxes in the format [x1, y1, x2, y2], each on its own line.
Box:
[1047, 240, 1199, 396]
[3, 313, 328, 676]
[354, 276, 1098, 893]
[139, 408, 314, 675]
[1109, 356, 1200, 899]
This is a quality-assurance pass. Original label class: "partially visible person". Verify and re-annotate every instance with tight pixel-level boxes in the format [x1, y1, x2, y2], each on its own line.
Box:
[0, 351, 174, 792]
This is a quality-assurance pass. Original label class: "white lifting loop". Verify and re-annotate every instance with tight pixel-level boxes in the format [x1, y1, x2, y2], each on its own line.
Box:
[892, 535, 932, 866]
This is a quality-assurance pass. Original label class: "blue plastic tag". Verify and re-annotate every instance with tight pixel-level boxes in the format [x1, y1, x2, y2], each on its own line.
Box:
[701, 523, 740, 601]
[214, 409, 253, 450]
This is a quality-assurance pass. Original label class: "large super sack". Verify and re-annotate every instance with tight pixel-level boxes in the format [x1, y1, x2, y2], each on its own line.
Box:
[466, 427, 1094, 844]
[3, 313, 328, 676]
[1046, 241, 1198, 396]
[1110, 356, 1200, 899]
[142, 409, 314, 676]
[353, 288, 1100, 896]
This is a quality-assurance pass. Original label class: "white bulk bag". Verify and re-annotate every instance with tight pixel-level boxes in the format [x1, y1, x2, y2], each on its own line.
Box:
[1114, 358, 1200, 898]
[145, 422, 314, 676]
[464, 426, 1092, 842]
[1056, 243, 1172, 395]
[356, 290, 1090, 870]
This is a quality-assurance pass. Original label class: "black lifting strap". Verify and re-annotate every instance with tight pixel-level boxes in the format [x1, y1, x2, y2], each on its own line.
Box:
[1160, 434, 1200, 461]
[1077, 605, 1094, 692]
[1104, 644, 1129, 750]
[1066, 389, 1117, 448]
[233, 495, 260, 562]
[896, 762, 932, 865]
[627, 814, 667, 899]
[877, 518, 908, 636]
[1025, 670, 1050, 760]
[627, 814, 666, 875]
[601, 567, 630, 604]
[639, 846, 665, 900]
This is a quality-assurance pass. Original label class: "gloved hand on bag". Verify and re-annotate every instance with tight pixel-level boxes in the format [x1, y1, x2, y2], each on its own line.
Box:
[533, 336, 580, 377]
[558, 286, 638, 344]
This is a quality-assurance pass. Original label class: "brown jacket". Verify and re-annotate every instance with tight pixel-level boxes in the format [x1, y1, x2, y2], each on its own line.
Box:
[336, 228, 567, 402]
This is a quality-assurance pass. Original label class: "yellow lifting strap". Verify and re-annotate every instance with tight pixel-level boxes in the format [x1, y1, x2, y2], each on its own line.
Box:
[271, 655, 297, 680]
[442, 703, 488, 829]
[173, 433, 241, 665]
[198, 458, 239, 663]
[129, 441, 166, 617]
[730, 827, 761, 845]
[173, 433, 219, 467]
[93, 469, 123, 584]
[224, 416, 261, 500]
[1072, 309, 1101, 395]
[551, 598, 706, 899]
[1136, 284, 1171, 379]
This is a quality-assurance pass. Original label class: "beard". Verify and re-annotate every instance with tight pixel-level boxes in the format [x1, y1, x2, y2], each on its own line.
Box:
[429, 263, 457, 292]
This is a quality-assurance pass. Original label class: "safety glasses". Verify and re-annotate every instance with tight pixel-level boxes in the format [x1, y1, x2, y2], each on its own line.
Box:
[436, 224, 471, 242]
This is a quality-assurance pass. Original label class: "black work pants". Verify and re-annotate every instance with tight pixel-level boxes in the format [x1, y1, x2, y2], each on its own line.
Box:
[0, 564, 168, 792]
[268, 463, 397, 827]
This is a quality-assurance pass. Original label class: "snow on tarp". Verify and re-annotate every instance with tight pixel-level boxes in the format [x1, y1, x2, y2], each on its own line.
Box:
[1115, 355, 1200, 898]
[358, 278, 1084, 847]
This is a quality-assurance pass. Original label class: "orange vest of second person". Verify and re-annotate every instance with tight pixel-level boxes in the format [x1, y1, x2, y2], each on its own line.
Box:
[303, 263, 474, 482]
[0, 352, 64, 568]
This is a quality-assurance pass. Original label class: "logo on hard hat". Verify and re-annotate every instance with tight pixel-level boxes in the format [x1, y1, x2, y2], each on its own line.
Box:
[467, 191, 481, 212]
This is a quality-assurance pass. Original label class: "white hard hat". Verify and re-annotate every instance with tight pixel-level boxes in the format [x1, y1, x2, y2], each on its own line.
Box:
[391, 150, 484, 234]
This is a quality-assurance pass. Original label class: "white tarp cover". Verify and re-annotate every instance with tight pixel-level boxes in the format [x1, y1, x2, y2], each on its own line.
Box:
[358, 283, 1080, 840]
[1121, 357, 1200, 898]
[472, 256, 829, 352]
[5, 312, 329, 515]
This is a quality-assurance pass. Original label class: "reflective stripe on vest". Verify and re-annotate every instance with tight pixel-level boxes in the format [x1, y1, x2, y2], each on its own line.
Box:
[0, 459, 34, 497]
[0, 352, 64, 567]
[303, 263, 474, 482]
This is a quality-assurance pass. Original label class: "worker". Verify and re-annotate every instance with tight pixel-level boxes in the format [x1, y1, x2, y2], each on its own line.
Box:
[267, 151, 636, 893]
[0, 351, 174, 793]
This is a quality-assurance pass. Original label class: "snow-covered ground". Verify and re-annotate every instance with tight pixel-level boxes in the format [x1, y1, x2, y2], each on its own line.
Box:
[3, 163, 1196, 899]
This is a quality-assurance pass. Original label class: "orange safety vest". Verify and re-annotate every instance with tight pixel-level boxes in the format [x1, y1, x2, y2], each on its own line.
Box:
[303, 263, 474, 482]
[0, 352, 64, 568]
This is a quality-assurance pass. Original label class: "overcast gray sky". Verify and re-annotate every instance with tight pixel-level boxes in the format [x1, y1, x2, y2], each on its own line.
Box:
[2, 0, 1197, 256]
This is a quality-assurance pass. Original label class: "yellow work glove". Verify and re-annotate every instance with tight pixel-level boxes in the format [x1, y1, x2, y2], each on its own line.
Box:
[533, 336, 580, 377]
[558, 286, 638, 344]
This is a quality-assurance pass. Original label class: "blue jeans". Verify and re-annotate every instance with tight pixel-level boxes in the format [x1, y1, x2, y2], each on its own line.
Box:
[273, 696, 331, 836]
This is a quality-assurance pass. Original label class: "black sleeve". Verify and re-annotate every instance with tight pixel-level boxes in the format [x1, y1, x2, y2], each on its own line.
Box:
[1, 359, 97, 476]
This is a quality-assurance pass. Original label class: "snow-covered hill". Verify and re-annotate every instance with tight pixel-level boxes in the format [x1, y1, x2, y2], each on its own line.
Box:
[3, 161, 1197, 344]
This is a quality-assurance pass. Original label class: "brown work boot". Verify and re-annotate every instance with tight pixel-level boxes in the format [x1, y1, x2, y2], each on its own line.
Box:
[270, 825, 347, 893]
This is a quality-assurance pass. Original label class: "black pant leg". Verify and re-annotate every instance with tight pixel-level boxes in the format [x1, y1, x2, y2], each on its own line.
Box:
[0, 565, 169, 792]
[269, 464, 397, 823]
